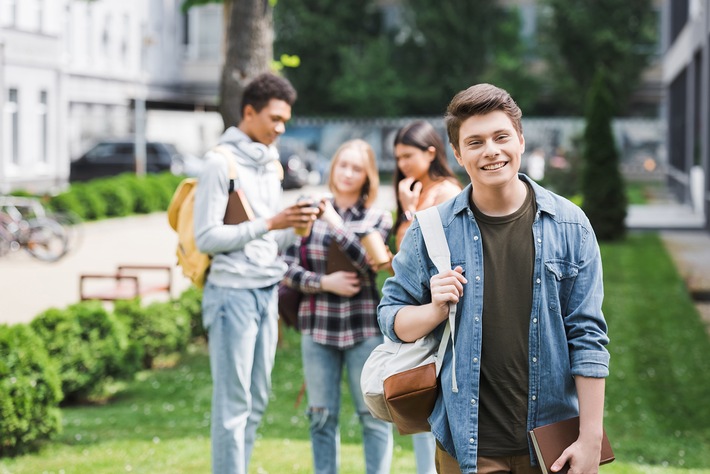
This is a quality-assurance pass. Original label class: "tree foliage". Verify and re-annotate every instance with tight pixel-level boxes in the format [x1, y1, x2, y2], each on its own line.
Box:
[478, 7, 542, 114]
[183, 0, 655, 119]
[274, 0, 384, 116]
[274, 0, 536, 117]
[581, 70, 627, 241]
[391, 0, 505, 114]
[541, 0, 656, 115]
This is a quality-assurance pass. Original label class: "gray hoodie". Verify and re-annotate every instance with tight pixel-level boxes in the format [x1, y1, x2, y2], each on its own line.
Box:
[194, 127, 296, 289]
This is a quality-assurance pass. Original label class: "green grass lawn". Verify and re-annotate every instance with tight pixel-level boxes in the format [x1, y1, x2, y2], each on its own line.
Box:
[2, 233, 710, 473]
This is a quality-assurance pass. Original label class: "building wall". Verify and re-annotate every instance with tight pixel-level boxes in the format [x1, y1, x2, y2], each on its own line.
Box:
[0, 0, 210, 194]
[663, 0, 709, 227]
[0, 0, 66, 194]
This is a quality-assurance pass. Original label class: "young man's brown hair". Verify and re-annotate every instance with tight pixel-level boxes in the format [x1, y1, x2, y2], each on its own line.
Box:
[444, 83, 523, 153]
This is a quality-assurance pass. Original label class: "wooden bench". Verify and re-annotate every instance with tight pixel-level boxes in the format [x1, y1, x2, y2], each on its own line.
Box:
[79, 264, 173, 301]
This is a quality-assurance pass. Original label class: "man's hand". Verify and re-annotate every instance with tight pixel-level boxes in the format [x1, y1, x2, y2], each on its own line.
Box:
[392, 265, 467, 341]
[266, 202, 320, 231]
[321, 271, 361, 297]
[551, 435, 602, 473]
[430, 265, 466, 321]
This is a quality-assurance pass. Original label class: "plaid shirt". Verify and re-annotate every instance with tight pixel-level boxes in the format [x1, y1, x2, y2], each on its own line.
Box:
[282, 198, 393, 348]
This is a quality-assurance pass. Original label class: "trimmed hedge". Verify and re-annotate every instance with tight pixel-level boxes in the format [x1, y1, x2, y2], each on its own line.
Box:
[3, 170, 202, 456]
[114, 298, 191, 369]
[92, 179, 135, 217]
[45, 171, 183, 221]
[177, 285, 205, 340]
[0, 324, 62, 456]
[30, 302, 136, 403]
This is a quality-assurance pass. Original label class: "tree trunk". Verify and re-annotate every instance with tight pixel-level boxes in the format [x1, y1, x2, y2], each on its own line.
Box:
[219, 0, 274, 130]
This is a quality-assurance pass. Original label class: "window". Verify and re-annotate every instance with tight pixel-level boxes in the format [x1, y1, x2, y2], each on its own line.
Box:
[86, 6, 93, 61]
[38, 91, 48, 163]
[102, 14, 111, 57]
[6, 89, 19, 165]
[121, 14, 130, 64]
[64, 4, 73, 55]
[5, 0, 17, 27]
[183, 5, 221, 60]
[35, 0, 44, 31]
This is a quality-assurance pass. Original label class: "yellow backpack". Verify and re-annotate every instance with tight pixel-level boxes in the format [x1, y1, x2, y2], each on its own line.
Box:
[167, 146, 282, 288]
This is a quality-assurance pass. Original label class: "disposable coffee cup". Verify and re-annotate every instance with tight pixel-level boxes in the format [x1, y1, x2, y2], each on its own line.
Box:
[294, 197, 316, 237]
[294, 219, 313, 237]
[360, 230, 390, 266]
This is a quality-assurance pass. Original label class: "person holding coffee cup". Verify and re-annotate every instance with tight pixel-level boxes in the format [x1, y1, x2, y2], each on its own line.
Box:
[280, 139, 393, 474]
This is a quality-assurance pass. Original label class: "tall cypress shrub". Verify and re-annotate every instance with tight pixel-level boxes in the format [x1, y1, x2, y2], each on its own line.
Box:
[581, 70, 627, 241]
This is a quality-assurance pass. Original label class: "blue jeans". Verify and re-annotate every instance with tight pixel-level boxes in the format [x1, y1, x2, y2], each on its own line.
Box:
[412, 432, 436, 474]
[202, 282, 279, 474]
[301, 334, 393, 474]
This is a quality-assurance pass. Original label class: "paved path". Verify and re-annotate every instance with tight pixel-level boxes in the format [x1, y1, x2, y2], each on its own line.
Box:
[0, 212, 188, 325]
[659, 230, 710, 333]
[0, 185, 395, 326]
[2, 185, 708, 329]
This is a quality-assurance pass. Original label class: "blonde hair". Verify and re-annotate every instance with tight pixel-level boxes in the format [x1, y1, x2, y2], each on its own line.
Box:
[327, 139, 379, 208]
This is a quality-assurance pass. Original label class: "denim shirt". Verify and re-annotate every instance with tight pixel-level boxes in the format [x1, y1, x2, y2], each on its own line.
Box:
[378, 175, 610, 473]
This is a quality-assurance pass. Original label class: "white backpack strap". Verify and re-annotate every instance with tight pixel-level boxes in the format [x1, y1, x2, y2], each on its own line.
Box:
[416, 206, 458, 393]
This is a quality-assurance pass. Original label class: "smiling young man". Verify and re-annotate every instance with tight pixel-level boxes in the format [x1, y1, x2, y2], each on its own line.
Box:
[194, 73, 319, 474]
[378, 83, 610, 474]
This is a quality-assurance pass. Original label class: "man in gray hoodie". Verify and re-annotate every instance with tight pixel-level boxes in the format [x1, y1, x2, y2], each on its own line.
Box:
[194, 73, 316, 474]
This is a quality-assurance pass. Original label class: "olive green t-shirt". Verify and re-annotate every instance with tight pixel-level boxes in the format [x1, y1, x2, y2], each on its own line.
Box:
[472, 183, 536, 456]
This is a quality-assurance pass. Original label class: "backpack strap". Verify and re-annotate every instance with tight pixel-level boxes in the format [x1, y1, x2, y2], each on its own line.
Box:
[416, 206, 458, 393]
[212, 145, 239, 192]
[213, 145, 284, 189]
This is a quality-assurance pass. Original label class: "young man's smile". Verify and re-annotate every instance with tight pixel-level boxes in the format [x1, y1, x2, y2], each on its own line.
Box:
[481, 161, 508, 171]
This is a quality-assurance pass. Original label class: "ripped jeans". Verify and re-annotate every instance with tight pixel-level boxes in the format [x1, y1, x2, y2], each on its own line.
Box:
[301, 334, 393, 474]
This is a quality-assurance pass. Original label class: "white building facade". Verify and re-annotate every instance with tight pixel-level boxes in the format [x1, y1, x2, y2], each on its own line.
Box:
[1, 0, 67, 193]
[663, 0, 709, 228]
[0, 0, 222, 194]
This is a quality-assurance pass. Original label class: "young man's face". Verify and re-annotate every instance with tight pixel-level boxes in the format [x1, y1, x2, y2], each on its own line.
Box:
[241, 99, 292, 146]
[452, 110, 525, 191]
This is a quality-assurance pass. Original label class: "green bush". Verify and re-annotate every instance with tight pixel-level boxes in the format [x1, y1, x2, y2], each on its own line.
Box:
[0, 324, 62, 456]
[114, 298, 191, 369]
[47, 190, 84, 218]
[92, 179, 135, 217]
[176, 286, 204, 340]
[71, 183, 108, 220]
[40, 171, 182, 223]
[30, 302, 134, 403]
[146, 173, 182, 210]
[119, 176, 164, 214]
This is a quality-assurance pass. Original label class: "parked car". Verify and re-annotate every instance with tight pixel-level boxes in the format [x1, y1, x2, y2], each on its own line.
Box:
[69, 139, 203, 182]
[277, 138, 327, 189]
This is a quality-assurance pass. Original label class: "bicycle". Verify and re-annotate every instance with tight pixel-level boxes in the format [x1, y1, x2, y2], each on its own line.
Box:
[0, 197, 71, 262]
